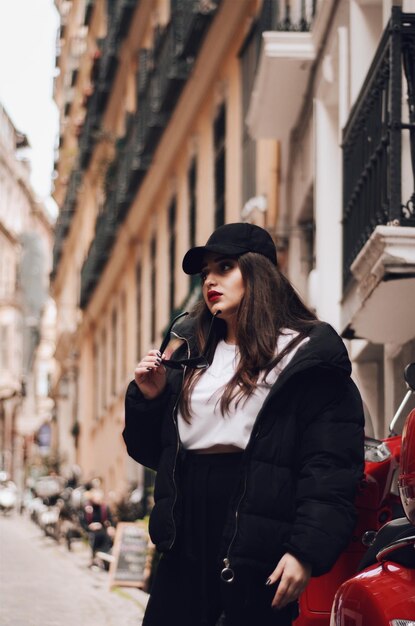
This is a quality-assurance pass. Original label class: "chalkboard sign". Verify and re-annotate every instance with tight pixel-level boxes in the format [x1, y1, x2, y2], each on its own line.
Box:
[109, 521, 153, 590]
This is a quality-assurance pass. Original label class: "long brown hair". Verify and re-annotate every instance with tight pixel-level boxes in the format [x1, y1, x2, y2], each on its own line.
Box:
[179, 252, 318, 421]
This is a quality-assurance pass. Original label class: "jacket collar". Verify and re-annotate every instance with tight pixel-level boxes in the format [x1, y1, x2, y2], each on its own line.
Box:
[172, 317, 351, 382]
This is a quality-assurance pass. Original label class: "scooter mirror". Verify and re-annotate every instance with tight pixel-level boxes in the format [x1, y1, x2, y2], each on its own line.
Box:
[404, 363, 415, 391]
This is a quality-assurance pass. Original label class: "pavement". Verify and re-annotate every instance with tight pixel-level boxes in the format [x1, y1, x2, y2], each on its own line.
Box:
[0, 512, 149, 626]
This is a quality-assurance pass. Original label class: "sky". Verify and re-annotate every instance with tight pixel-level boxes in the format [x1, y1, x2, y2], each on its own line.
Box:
[0, 0, 60, 217]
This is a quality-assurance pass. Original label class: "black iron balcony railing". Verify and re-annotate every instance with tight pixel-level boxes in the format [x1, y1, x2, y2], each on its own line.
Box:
[77, 0, 139, 172]
[78, 90, 101, 170]
[79, 0, 221, 308]
[51, 169, 83, 278]
[137, 48, 152, 96]
[80, 206, 117, 309]
[53, 3, 139, 283]
[111, 0, 137, 40]
[172, 0, 221, 60]
[342, 7, 415, 287]
[258, 0, 317, 33]
[84, 0, 94, 26]
[116, 138, 151, 219]
[152, 21, 192, 113]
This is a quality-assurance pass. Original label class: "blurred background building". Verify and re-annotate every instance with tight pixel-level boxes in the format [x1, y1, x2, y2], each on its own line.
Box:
[50, 0, 415, 497]
[0, 103, 56, 488]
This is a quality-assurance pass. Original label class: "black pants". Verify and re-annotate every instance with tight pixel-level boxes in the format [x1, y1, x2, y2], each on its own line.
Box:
[143, 452, 297, 626]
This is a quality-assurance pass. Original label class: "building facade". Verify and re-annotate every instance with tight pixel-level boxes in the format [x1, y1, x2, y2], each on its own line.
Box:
[0, 103, 55, 486]
[51, 0, 415, 498]
[248, 0, 415, 436]
[51, 0, 283, 495]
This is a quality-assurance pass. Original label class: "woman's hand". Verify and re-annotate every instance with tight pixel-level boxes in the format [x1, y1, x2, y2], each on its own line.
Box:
[134, 350, 167, 399]
[266, 553, 311, 609]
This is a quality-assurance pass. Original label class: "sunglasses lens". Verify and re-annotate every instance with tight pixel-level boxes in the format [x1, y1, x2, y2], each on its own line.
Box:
[158, 311, 215, 370]
[161, 335, 187, 360]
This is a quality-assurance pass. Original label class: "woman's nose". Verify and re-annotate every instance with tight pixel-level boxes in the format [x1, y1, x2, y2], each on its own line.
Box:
[205, 273, 217, 287]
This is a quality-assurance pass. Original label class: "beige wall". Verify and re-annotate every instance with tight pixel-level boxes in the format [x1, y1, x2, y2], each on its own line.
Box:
[53, 0, 282, 495]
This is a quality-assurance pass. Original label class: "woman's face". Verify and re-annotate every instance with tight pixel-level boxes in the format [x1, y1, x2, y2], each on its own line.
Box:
[200, 253, 245, 323]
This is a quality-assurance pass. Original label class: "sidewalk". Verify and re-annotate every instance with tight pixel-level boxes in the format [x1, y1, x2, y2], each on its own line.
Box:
[64, 520, 149, 613]
[67, 529, 150, 611]
[0, 513, 149, 626]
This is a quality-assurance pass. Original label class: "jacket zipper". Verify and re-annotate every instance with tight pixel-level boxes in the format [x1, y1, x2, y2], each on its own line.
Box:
[167, 332, 190, 551]
[221, 426, 261, 582]
[221, 471, 248, 582]
[222, 354, 316, 574]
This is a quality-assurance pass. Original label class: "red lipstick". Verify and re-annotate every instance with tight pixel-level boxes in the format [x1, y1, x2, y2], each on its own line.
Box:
[208, 290, 222, 302]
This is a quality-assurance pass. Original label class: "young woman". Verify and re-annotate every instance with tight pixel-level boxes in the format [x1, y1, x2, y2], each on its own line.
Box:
[123, 223, 364, 626]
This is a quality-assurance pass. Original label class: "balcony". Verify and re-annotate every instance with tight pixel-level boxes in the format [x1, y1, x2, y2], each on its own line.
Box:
[79, 1, 221, 309]
[112, 0, 137, 39]
[341, 8, 415, 344]
[84, 0, 94, 26]
[247, 0, 321, 141]
[80, 207, 117, 309]
[78, 90, 101, 170]
[53, 3, 139, 282]
[151, 21, 192, 113]
[77, 1, 140, 172]
[172, 0, 221, 60]
[51, 170, 82, 278]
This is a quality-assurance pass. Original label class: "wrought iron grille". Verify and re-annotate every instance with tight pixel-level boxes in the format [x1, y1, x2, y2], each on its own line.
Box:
[54, 2, 139, 284]
[78, 0, 221, 309]
[172, 0, 221, 60]
[342, 7, 415, 287]
[258, 0, 317, 33]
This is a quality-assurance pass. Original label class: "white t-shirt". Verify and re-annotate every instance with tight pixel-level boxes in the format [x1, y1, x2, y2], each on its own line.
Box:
[177, 330, 309, 450]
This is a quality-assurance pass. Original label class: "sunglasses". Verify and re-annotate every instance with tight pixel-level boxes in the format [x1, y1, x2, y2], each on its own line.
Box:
[159, 310, 220, 370]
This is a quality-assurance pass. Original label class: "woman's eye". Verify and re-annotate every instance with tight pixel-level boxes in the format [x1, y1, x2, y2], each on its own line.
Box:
[220, 261, 232, 272]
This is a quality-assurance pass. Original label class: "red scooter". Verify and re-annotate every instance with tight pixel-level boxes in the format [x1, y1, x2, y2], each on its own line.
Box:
[330, 362, 415, 625]
[295, 366, 412, 626]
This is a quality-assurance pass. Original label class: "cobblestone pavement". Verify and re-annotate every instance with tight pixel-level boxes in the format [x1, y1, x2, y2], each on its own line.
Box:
[0, 513, 148, 626]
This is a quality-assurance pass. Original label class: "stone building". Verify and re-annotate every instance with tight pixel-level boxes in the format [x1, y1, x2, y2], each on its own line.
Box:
[51, 0, 415, 498]
[0, 103, 55, 485]
[247, 0, 415, 436]
[51, 0, 280, 494]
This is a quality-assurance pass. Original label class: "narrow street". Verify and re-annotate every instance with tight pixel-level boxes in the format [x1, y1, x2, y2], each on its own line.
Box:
[0, 513, 147, 626]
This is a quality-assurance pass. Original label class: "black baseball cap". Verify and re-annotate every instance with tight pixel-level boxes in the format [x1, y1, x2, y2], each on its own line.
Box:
[182, 223, 277, 275]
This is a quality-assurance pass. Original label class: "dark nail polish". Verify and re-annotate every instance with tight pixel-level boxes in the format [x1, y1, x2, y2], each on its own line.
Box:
[146, 367, 152, 371]
[265, 578, 272, 586]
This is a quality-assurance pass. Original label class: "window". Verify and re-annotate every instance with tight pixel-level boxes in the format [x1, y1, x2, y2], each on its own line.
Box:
[150, 237, 156, 343]
[168, 199, 177, 315]
[300, 218, 316, 276]
[93, 340, 99, 419]
[0, 325, 9, 370]
[240, 26, 258, 205]
[36, 364, 49, 397]
[121, 292, 127, 381]
[136, 261, 142, 361]
[188, 159, 197, 249]
[111, 309, 118, 396]
[214, 104, 226, 228]
[101, 328, 107, 411]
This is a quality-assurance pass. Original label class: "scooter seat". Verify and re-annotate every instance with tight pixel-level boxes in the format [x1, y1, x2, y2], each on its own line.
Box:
[358, 517, 415, 571]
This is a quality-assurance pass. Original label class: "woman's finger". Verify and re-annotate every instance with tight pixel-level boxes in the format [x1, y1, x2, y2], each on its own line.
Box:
[137, 354, 163, 370]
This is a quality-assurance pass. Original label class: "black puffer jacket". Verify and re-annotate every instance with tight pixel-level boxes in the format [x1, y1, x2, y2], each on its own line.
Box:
[123, 321, 364, 577]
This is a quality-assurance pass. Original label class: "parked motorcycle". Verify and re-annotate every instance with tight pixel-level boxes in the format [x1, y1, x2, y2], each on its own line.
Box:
[295, 366, 408, 626]
[0, 479, 17, 515]
[329, 362, 415, 625]
[31, 474, 65, 540]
